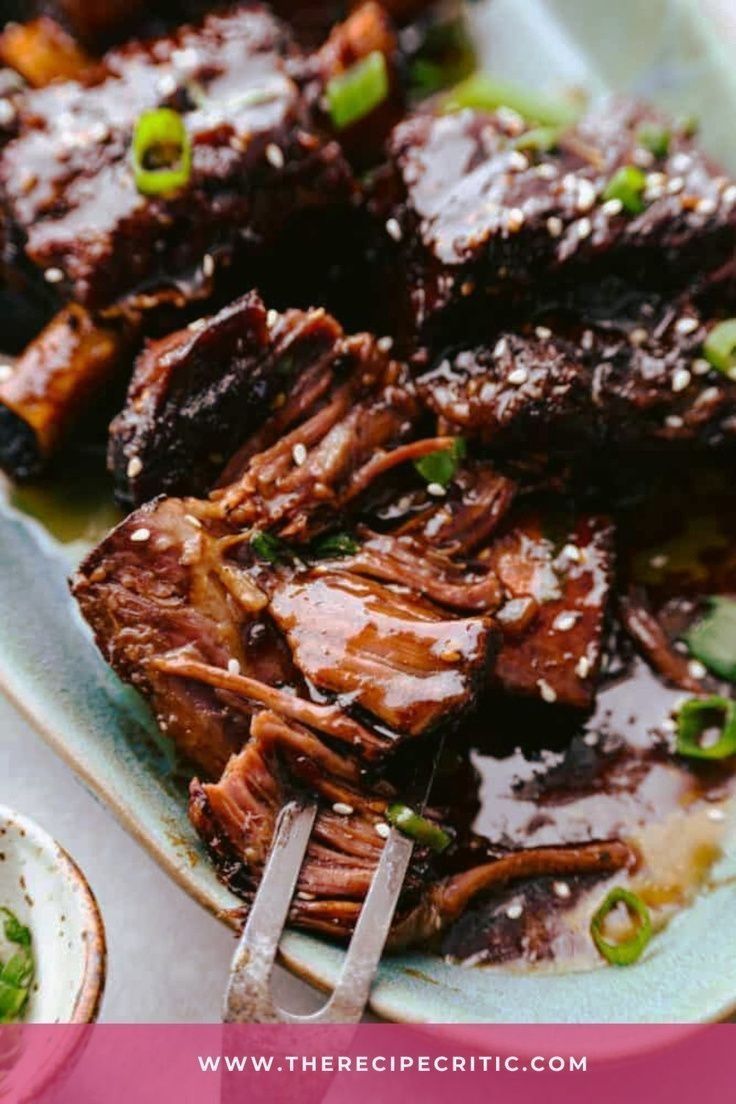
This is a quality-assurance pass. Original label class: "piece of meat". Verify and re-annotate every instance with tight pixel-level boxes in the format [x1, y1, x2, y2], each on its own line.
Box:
[108, 293, 345, 505]
[0, 16, 98, 86]
[190, 709, 635, 946]
[483, 510, 615, 709]
[0, 304, 129, 478]
[0, 5, 356, 310]
[379, 99, 736, 337]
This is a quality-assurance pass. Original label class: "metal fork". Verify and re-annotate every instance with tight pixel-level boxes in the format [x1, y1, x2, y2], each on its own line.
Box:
[223, 743, 441, 1024]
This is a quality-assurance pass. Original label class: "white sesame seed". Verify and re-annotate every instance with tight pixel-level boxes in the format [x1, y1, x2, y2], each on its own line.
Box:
[722, 184, 736, 206]
[506, 903, 523, 920]
[675, 316, 699, 335]
[666, 414, 684, 428]
[292, 442, 307, 466]
[506, 207, 525, 232]
[696, 197, 717, 215]
[507, 150, 529, 172]
[601, 197, 623, 217]
[496, 106, 524, 133]
[581, 330, 594, 351]
[265, 142, 284, 168]
[576, 178, 597, 212]
[0, 100, 16, 127]
[583, 729, 597, 745]
[629, 327, 648, 346]
[493, 337, 508, 359]
[697, 386, 720, 405]
[0, 362, 13, 383]
[707, 807, 726, 822]
[332, 802, 354, 816]
[688, 659, 707, 680]
[692, 357, 711, 376]
[536, 163, 556, 180]
[667, 176, 685, 194]
[576, 656, 591, 679]
[130, 528, 151, 543]
[535, 325, 552, 340]
[576, 217, 592, 239]
[297, 891, 316, 901]
[537, 678, 557, 703]
[385, 217, 403, 242]
[553, 880, 571, 899]
[375, 822, 390, 839]
[202, 253, 215, 278]
[266, 308, 279, 327]
[227, 658, 241, 676]
[671, 152, 693, 174]
[156, 73, 178, 97]
[188, 317, 207, 333]
[126, 456, 143, 479]
[561, 543, 582, 563]
[44, 267, 64, 284]
[672, 367, 691, 392]
[184, 513, 202, 528]
[507, 367, 528, 386]
[427, 482, 447, 497]
[661, 718, 676, 733]
[377, 336, 393, 353]
[553, 611, 579, 632]
[650, 553, 668, 568]
[633, 147, 654, 168]
[547, 215, 563, 237]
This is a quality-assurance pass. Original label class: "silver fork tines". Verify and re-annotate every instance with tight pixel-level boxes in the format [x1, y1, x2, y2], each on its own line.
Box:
[223, 800, 415, 1024]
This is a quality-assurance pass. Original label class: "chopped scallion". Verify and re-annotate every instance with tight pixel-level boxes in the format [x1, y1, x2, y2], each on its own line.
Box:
[386, 804, 451, 852]
[0, 908, 34, 1023]
[602, 165, 647, 214]
[441, 74, 579, 127]
[683, 597, 736, 682]
[249, 529, 292, 564]
[414, 437, 466, 488]
[131, 108, 192, 196]
[513, 125, 563, 152]
[326, 51, 389, 131]
[637, 123, 670, 158]
[703, 319, 736, 378]
[590, 887, 652, 966]
[676, 695, 736, 760]
[310, 532, 359, 558]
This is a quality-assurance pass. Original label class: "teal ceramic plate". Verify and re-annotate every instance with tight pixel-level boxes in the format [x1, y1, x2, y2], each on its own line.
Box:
[3, 0, 736, 1023]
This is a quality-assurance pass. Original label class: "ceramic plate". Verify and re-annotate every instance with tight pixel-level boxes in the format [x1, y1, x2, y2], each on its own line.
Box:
[3, 0, 736, 1023]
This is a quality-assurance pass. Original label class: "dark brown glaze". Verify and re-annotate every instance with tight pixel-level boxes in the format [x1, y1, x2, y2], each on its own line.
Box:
[483, 510, 614, 709]
[108, 293, 345, 506]
[0, 5, 356, 309]
[0, 304, 129, 478]
[379, 99, 736, 336]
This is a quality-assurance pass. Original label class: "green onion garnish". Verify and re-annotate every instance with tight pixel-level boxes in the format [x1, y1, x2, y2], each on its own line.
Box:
[0, 908, 34, 1023]
[414, 437, 466, 488]
[683, 597, 736, 682]
[326, 51, 389, 131]
[386, 804, 451, 852]
[310, 532, 359, 558]
[249, 529, 292, 564]
[676, 695, 736, 760]
[408, 16, 476, 98]
[602, 165, 647, 214]
[132, 108, 192, 196]
[637, 123, 670, 159]
[513, 125, 563, 153]
[441, 74, 579, 127]
[590, 887, 652, 966]
[703, 319, 736, 379]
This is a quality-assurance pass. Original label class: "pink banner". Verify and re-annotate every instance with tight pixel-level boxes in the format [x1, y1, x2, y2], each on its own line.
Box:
[1, 1023, 734, 1103]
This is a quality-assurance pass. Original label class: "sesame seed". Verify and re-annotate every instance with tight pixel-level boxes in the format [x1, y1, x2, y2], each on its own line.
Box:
[629, 327, 648, 346]
[156, 73, 178, 97]
[650, 553, 668, 569]
[506, 207, 525, 232]
[698, 386, 720, 404]
[553, 611, 578, 632]
[537, 163, 556, 180]
[0, 362, 13, 383]
[692, 357, 711, 376]
[0, 100, 16, 127]
[377, 336, 393, 353]
[583, 730, 597, 745]
[675, 316, 699, 335]
[666, 414, 684, 428]
[506, 903, 523, 920]
[184, 513, 202, 528]
[375, 822, 390, 839]
[266, 308, 278, 327]
[667, 176, 685, 194]
[661, 718, 676, 733]
[44, 267, 64, 284]
[188, 317, 207, 332]
[202, 253, 215, 278]
[632, 147, 654, 168]
[265, 142, 284, 168]
[576, 656, 591, 679]
[688, 659, 707, 680]
[332, 802, 354, 816]
[696, 197, 717, 215]
[427, 482, 447, 497]
[130, 528, 151, 543]
[722, 184, 736, 205]
[227, 658, 241, 676]
[547, 215, 563, 237]
[537, 678, 557, 703]
[493, 337, 508, 358]
[576, 217, 592, 239]
[297, 891, 316, 901]
[707, 807, 726, 822]
[581, 330, 594, 351]
[576, 179, 597, 212]
[601, 197, 623, 216]
[672, 367, 691, 392]
[561, 543, 582, 563]
[507, 150, 529, 172]
[292, 442, 307, 466]
[507, 367, 528, 385]
[535, 325, 552, 339]
[552, 881, 571, 899]
[385, 217, 402, 242]
[126, 456, 143, 479]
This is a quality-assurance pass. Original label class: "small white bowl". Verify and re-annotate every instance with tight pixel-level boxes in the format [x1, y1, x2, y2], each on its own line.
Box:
[0, 805, 106, 1023]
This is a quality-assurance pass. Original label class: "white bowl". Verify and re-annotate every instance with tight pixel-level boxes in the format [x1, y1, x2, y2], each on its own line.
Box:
[0, 805, 106, 1023]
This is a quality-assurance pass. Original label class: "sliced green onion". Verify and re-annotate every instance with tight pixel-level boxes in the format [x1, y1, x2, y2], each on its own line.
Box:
[414, 437, 466, 488]
[408, 16, 476, 98]
[0, 908, 33, 1024]
[703, 319, 736, 379]
[310, 532, 359, 558]
[602, 165, 647, 214]
[249, 529, 292, 564]
[441, 73, 579, 127]
[590, 887, 652, 966]
[676, 695, 736, 760]
[132, 108, 192, 196]
[683, 597, 736, 682]
[637, 123, 670, 159]
[513, 125, 563, 153]
[326, 51, 389, 131]
[386, 804, 451, 852]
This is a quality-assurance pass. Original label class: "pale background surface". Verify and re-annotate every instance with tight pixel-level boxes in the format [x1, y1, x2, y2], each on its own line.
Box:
[1, 692, 323, 1022]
